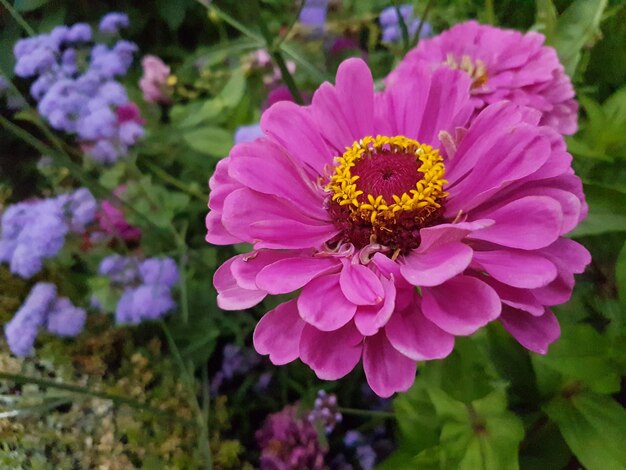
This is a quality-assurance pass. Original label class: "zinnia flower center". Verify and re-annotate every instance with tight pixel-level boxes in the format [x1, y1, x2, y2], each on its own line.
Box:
[326, 135, 447, 253]
[445, 53, 488, 90]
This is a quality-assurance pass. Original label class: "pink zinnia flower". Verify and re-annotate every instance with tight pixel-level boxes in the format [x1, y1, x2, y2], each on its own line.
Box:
[205, 58, 589, 397]
[139, 55, 172, 104]
[387, 20, 579, 135]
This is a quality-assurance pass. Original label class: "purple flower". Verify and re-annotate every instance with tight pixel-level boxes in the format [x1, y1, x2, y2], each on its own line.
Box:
[4, 283, 57, 357]
[46, 297, 87, 336]
[299, 0, 328, 31]
[66, 23, 92, 43]
[139, 258, 179, 287]
[308, 390, 342, 433]
[99, 12, 129, 34]
[64, 187, 97, 232]
[234, 123, 264, 144]
[380, 5, 432, 43]
[256, 404, 327, 470]
[115, 284, 175, 324]
[99, 254, 140, 285]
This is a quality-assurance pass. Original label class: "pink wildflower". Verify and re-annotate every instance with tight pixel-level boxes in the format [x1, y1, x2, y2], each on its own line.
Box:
[205, 58, 589, 397]
[387, 21, 579, 135]
[95, 186, 141, 242]
[139, 55, 171, 104]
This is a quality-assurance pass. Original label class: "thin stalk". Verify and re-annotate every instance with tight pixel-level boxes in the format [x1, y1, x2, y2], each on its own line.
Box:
[0, 372, 193, 425]
[339, 407, 396, 419]
[0, 0, 36, 36]
[176, 221, 191, 325]
[484, 0, 496, 25]
[142, 160, 206, 202]
[254, 0, 303, 104]
[161, 322, 213, 470]
[273, 0, 306, 49]
[412, 0, 436, 45]
[392, 1, 411, 52]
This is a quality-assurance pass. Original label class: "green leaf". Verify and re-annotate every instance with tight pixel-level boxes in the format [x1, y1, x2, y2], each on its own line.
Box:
[183, 127, 233, 157]
[534, 0, 558, 43]
[393, 382, 441, 452]
[553, 0, 608, 76]
[123, 177, 190, 229]
[156, 0, 189, 30]
[569, 183, 626, 237]
[544, 392, 626, 470]
[617, 241, 626, 304]
[13, 0, 48, 12]
[532, 324, 621, 394]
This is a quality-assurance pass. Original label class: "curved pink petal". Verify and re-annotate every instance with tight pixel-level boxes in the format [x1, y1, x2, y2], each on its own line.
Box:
[468, 196, 562, 249]
[500, 306, 560, 354]
[253, 299, 305, 365]
[227, 138, 326, 219]
[363, 332, 417, 398]
[401, 242, 473, 287]
[340, 260, 385, 305]
[481, 276, 544, 316]
[298, 273, 357, 331]
[205, 210, 241, 245]
[354, 276, 396, 336]
[213, 256, 266, 310]
[230, 250, 298, 290]
[416, 220, 493, 253]
[473, 249, 557, 289]
[261, 101, 332, 175]
[421, 275, 501, 335]
[385, 297, 455, 361]
[539, 238, 591, 274]
[299, 322, 363, 380]
[256, 256, 341, 294]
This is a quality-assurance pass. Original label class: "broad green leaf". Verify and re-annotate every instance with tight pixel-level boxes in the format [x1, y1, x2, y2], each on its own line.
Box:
[617, 241, 626, 304]
[183, 127, 233, 157]
[532, 324, 621, 394]
[545, 392, 626, 470]
[553, 0, 608, 76]
[217, 68, 246, 109]
[534, 0, 558, 43]
[123, 177, 191, 229]
[569, 184, 626, 237]
[156, 0, 189, 30]
[519, 421, 571, 470]
[393, 382, 441, 452]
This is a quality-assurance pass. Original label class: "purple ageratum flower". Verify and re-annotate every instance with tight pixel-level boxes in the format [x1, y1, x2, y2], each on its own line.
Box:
[308, 390, 342, 433]
[114, 284, 175, 324]
[4, 283, 57, 357]
[13, 36, 58, 78]
[99, 254, 141, 285]
[387, 20, 579, 135]
[234, 124, 264, 145]
[99, 12, 130, 34]
[256, 404, 327, 470]
[379, 5, 432, 44]
[66, 23, 92, 43]
[205, 58, 590, 397]
[139, 258, 179, 287]
[63, 187, 97, 232]
[299, 0, 329, 31]
[46, 297, 87, 337]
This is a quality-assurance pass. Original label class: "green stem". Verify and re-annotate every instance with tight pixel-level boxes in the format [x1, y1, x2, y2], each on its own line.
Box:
[142, 160, 206, 202]
[0, 0, 36, 36]
[339, 407, 396, 419]
[392, 1, 411, 52]
[161, 322, 213, 470]
[484, 0, 496, 25]
[0, 372, 193, 425]
[412, 0, 436, 45]
[273, 0, 306, 49]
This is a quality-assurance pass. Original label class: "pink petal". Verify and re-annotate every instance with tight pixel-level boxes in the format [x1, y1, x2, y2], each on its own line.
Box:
[416, 220, 493, 253]
[363, 332, 417, 398]
[340, 260, 385, 305]
[469, 196, 562, 249]
[385, 297, 455, 361]
[473, 249, 557, 289]
[261, 101, 332, 175]
[213, 257, 266, 310]
[354, 276, 396, 336]
[481, 276, 544, 316]
[256, 256, 341, 294]
[253, 299, 305, 365]
[421, 275, 501, 335]
[500, 306, 560, 354]
[298, 273, 357, 331]
[205, 210, 241, 245]
[230, 250, 297, 290]
[228, 138, 326, 219]
[401, 242, 473, 287]
[299, 322, 363, 380]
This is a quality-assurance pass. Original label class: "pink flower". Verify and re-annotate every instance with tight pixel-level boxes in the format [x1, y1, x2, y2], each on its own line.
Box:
[95, 186, 141, 242]
[139, 55, 171, 104]
[387, 21, 579, 135]
[205, 58, 589, 397]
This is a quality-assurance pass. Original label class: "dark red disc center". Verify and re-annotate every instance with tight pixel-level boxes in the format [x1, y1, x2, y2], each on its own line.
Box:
[351, 152, 421, 202]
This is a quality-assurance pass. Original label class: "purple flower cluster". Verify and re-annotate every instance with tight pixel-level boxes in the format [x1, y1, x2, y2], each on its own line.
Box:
[379, 5, 432, 43]
[4, 282, 86, 357]
[13, 12, 143, 163]
[210, 344, 261, 394]
[308, 390, 342, 434]
[299, 0, 329, 32]
[256, 404, 327, 470]
[98, 255, 178, 324]
[0, 188, 96, 278]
